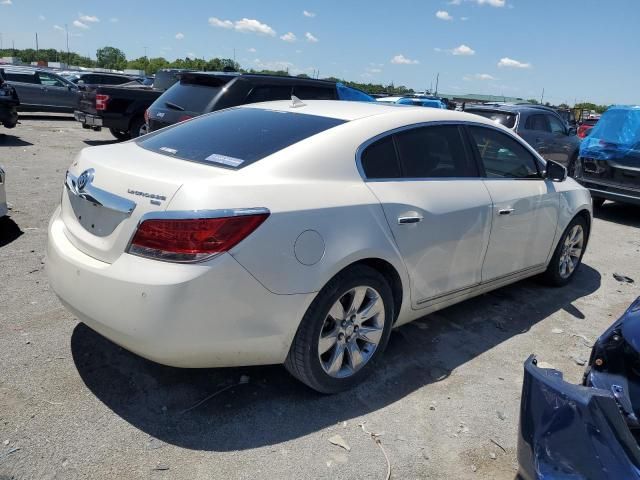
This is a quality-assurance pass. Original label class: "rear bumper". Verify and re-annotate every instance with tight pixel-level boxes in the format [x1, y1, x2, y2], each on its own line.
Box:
[46, 207, 314, 368]
[74, 110, 102, 127]
[517, 356, 640, 480]
[577, 178, 640, 206]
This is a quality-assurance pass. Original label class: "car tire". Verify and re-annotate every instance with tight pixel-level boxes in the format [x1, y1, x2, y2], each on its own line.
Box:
[285, 265, 394, 394]
[541, 215, 588, 287]
[567, 154, 578, 177]
[592, 197, 605, 209]
[109, 128, 131, 141]
[129, 117, 147, 139]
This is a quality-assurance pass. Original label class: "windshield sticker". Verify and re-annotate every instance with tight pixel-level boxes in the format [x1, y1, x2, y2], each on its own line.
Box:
[159, 146, 177, 154]
[205, 154, 244, 167]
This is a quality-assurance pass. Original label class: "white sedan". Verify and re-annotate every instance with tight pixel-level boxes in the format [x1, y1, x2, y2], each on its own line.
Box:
[0, 166, 7, 217]
[46, 100, 592, 393]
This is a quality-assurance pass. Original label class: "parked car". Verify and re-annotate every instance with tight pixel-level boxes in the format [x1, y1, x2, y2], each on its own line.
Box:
[465, 104, 581, 173]
[0, 69, 19, 129]
[47, 101, 592, 393]
[0, 166, 7, 217]
[63, 72, 140, 87]
[74, 69, 187, 140]
[3, 67, 79, 113]
[577, 117, 599, 138]
[376, 96, 446, 109]
[518, 298, 640, 480]
[147, 73, 373, 132]
[574, 105, 640, 207]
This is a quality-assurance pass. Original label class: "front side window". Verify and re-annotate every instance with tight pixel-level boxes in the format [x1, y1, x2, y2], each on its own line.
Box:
[394, 125, 478, 178]
[38, 73, 66, 87]
[547, 114, 566, 134]
[137, 107, 346, 169]
[524, 114, 550, 132]
[469, 126, 540, 179]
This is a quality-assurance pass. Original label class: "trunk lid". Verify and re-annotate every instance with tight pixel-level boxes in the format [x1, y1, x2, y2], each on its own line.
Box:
[60, 142, 231, 263]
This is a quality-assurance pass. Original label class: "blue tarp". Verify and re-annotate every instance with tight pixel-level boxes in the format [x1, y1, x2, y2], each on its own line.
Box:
[396, 97, 446, 109]
[580, 105, 640, 161]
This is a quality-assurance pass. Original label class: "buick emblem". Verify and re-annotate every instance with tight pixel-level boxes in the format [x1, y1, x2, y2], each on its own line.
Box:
[77, 169, 94, 192]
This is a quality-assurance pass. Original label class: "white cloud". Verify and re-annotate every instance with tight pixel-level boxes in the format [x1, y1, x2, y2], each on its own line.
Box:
[433, 47, 443, 52]
[175, 32, 185, 40]
[110, 17, 118, 23]
[187, 52, 196, 59]
[436, 10, 453, 20]
[73, 20, 89, 29]
[53, 25, 65, 32]
[367, 67, 382, 73]
[1, 0, 12, 5]
[38, 14, 46, 20]
[79, 14, 99, 23]
[248, 47, 257, 53]
[452, 44, 475, 55]
[474, 0, 506, 6]
[464, 73, 495, 81]
[448, 0, 461, 4]
[391, 54, 419, 65]
[280, 32, 296, 42]
[498, 57, 531, 68]
[235, 18, 276, 36]
[208, 17, 233, 29]
[303, 10, 316, 17]
[305, 32, 318, 43]
[461, 16, 469, 21]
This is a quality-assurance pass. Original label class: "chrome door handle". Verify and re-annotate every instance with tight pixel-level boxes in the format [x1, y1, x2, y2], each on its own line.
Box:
[498, 208, 514, 215]
[398, 215, 423, 225]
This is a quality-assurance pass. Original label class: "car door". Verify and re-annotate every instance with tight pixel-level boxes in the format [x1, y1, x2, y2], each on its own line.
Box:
[467, 125, 559, 281]
[4, 72, 40, 106]
[520, 114, 552, 159]
[36, 72, 77, 109]
[361, 124, 493, 308]
[546, 113, 575, 165]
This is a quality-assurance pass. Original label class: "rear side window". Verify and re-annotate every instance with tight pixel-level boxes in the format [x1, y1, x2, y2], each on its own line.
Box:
[246, 85, 292, 103]
[137, 107, 346, 169]
[293, 85, 336, 100]
[360, 136, 401, 179]
[159, 76, 230, 113]
[469, 126, 540, 179]
[395, 125, 478, 178]
[524, 114, 550, 132]
[466, 110, 517, 129]
[38, 73, 66, 87]
[5, 73, 38, 84]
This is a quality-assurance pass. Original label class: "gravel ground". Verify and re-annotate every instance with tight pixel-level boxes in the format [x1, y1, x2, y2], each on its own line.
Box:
[1, 115, 639, 480]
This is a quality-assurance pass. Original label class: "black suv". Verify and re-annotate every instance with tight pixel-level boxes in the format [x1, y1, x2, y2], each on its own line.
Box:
[147, 72, 372, 132]
[465, 104, 581, 173]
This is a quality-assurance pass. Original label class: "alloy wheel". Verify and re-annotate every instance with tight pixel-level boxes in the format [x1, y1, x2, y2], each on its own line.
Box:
[559, 224, 584, 279]
[318, 286, 385, 378]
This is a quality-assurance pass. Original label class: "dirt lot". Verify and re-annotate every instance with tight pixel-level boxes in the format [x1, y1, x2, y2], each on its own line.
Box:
[0, 115, 639, 480]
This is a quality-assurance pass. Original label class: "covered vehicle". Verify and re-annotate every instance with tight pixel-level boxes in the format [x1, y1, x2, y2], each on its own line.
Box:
[575, 105, 640, 207]
[0, 68, 19, 129]
[518, 297, 640, 480]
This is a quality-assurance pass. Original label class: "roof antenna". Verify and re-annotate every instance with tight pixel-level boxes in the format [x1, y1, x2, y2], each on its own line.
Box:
[290, 95, 307, 108]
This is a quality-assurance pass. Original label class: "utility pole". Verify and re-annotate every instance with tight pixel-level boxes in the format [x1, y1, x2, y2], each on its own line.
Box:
[35, 32, 39, 56]
[65, 24, 70, 66]
[435, 73, 439, 96]
[540, 87, 545, 105]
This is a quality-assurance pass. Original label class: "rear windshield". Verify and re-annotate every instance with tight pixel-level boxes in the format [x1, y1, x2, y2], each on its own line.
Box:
[156, 76, 230, 113]
[137, 107, 346, 169]
[467, 110, 517, 129]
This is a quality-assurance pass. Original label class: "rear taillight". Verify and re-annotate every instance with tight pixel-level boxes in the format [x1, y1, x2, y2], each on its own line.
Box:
[144, 108, 149, 124]
[127, 212, 269, 262]
[178, 114, 193, 123]
[95, 94, 110, 111]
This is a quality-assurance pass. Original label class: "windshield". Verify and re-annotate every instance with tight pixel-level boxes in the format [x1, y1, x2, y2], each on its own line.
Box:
[467, 110, 517, 129]
[155, 75, 231, 113]
[137, 107, 346, 169]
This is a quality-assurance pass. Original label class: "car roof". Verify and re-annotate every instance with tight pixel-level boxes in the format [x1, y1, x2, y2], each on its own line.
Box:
[237, 99, 501, 124]
[180, 71, 337, 86]
[466, 103, 560, 115]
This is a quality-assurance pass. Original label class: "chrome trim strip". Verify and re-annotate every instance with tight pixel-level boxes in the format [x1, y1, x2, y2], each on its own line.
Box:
[355, 120, 546, 182]
[65, 170, 136, 215]
[416, 263, 546, 307]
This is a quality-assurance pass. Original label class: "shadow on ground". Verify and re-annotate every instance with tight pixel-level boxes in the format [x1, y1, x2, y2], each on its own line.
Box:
[594, 202, 640, 228]
[72, 264, 601, 452]
[0, 133, 33, 147]
[18, 114, 75, 122]
[0, 216, 23, 247]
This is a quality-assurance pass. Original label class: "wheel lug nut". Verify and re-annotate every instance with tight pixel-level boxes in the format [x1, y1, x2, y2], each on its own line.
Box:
[338, 333, 345, 341]
[341, 320, 347, 328]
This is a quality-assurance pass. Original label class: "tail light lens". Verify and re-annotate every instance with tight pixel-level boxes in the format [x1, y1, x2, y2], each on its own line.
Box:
[144, 108, 149, 124]
[178, 114, 193, 123]
[95, 94, 110, 111]
[127, 212, 269, 262]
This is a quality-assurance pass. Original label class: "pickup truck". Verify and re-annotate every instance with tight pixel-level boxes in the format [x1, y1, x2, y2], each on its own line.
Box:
[74, 69, 185, 140]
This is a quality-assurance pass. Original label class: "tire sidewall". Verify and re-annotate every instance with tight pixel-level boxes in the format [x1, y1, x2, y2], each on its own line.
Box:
[300, 267, 394, 393]
[547, 216, 588, 286]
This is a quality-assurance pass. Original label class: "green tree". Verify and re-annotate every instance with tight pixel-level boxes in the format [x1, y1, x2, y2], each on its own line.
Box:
[526, 98, 540, 104]
[96, 46, 127, 70]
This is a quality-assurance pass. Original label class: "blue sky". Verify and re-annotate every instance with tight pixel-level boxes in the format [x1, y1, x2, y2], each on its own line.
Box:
[1, 0, 638, 105]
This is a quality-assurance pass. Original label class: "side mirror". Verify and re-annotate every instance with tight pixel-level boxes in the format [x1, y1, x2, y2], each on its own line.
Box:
[545, 160, 567, 182]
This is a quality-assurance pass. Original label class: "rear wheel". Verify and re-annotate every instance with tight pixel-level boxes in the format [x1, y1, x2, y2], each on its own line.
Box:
[109, 128, 131, 141]
[285, 265, 394, 393]
[129, 116, 147, 139]
[541, 215, 588, 287]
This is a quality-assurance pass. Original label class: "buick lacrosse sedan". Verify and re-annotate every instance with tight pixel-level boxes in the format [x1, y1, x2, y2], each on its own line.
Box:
[47, 100, 592, 393]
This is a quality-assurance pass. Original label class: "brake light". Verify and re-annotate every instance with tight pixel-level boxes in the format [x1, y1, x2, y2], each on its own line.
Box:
[95, 94, 110, 111]
[144, 108, 149, 124]
[127, 212, 269, 262]
[577, 125, 590, 139]
[178, 114, 193, 123]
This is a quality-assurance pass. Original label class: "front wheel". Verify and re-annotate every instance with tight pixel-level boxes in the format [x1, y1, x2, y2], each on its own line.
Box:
[541, 216, 588, 287]
[285, 265, 394, 393]
[109, 128, 131, 141]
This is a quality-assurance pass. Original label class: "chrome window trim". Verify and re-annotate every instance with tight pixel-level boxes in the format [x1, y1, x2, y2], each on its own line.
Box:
[355, 120, 546, 182]
[65, 170, 136, 215]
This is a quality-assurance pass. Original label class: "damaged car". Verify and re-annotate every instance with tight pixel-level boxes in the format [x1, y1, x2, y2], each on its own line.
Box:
[518, 297, 640, 480]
